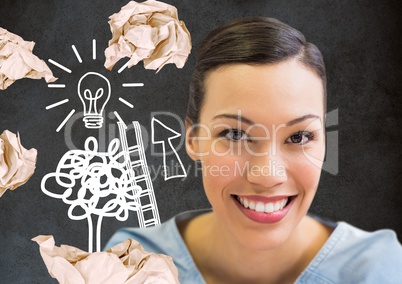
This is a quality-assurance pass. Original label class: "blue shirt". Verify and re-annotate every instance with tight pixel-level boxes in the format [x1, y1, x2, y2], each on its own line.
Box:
[105, 210, 402, 283]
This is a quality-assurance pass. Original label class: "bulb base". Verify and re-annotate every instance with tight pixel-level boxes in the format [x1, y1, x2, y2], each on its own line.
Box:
[83, 115, 103, 129]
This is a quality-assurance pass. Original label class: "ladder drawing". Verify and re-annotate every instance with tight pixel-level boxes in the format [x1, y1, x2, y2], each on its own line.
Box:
[117, 121, 161, 228]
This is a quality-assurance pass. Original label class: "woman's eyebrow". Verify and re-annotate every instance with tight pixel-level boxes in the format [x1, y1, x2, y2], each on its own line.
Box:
[211, 113, 321, 126]
[211, 114, 255, 125]
[286, 114, 321, 126]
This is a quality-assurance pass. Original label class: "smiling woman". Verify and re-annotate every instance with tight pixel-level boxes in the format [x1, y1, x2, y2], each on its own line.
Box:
[187, 62, 327, 254]
[105, 17, 402, 283]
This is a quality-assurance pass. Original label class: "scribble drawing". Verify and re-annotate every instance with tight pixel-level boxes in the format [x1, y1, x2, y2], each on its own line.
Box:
[152, 117, 187, 180]
[77, 72, 111, 129]
[41, 136, 141, 252]
[118, 121, 161, 228]
[41, 120, 161, 252]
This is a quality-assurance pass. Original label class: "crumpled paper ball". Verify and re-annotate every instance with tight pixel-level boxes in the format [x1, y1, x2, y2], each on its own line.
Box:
[32, 235, 180, 284]
[0, 130, 37, 197]
[0, 27, 57, 90]
[104, 0, 191, 72]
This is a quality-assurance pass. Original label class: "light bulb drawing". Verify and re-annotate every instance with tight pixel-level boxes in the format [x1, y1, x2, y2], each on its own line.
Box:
[45, 39, 143, 133]
[77, 72, 111, 129]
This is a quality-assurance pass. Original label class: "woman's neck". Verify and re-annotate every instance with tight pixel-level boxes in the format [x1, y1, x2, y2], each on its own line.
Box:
[179, 212, 333, 284]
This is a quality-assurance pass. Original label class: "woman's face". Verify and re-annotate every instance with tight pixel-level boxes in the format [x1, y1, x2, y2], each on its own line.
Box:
[186, 59, 326, 249]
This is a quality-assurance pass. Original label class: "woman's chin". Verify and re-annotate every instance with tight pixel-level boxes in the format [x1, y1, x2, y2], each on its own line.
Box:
[223, 221, 294, 252]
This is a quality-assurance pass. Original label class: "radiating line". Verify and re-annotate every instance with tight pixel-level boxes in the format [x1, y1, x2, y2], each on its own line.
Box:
[118, 61, 130, 73]
[56, 109, 75, 132]
[118, 97, 134, 108]
[46, 99, 69, 110]
[113, 111, 127, 128]
[122, 83, 144, 87]
[92, 39, 96, 60]
[48, 59, 72, 73]
[71, 45, 82, 63]
[48, 84, 66, 88]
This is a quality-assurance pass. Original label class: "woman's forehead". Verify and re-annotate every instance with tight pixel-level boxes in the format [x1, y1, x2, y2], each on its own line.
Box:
[201, 61, 325, 123]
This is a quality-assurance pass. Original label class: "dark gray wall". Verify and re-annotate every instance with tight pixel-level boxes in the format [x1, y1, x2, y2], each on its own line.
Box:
[0, 0, 401, 282]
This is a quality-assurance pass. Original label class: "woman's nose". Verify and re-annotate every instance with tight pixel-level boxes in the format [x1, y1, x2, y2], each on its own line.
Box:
[246, 151, 288, 188]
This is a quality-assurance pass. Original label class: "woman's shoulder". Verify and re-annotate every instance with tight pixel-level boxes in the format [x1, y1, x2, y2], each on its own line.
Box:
[298, 220, 402, 283]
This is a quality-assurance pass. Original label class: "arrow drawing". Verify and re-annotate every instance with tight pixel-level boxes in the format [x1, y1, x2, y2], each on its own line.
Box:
[151, 117, 187, 180]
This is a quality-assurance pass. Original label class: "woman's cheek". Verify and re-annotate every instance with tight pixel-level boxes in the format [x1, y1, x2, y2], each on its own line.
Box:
[201, 150, 249, 197]
[288, 153, 323, 197]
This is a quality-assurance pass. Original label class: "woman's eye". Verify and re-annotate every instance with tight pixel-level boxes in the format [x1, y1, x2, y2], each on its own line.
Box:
[286, 131, 314, 145]
[219, 129, 250, 141]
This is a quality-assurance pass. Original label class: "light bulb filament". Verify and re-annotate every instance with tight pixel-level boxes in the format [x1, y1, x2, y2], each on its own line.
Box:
[84, 88, 104, 115]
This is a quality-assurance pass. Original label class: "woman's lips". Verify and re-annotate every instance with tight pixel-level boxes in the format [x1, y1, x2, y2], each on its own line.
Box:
[232, 194, 295, 224]
[238, 195, 288, 213]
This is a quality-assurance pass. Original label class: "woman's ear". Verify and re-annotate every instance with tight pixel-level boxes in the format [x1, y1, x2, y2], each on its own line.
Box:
[185, 118, 200, 161]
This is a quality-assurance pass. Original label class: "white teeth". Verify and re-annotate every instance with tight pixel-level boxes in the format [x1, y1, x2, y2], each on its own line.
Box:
[265, 203, 274, 213]
[249, 200, 256, 210]
[237, 196, 289, 213]
[243, 198, 249, 208]
[255, 202, 265, 212]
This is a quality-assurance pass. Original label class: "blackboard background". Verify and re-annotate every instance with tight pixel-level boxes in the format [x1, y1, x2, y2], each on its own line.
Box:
[0, 0, 401, 282]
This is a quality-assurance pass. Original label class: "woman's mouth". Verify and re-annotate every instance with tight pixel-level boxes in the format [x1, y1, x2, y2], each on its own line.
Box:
[235, 195, 290, 213]
[232, 194, 295, 224]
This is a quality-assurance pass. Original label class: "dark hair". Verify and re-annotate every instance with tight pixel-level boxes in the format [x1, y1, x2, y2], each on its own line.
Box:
[187, 17, 326, 124]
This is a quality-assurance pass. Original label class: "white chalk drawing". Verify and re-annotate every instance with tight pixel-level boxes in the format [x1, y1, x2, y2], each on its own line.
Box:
[92, 39, 96, 60]
[113, 111, 127, 129]
[152, 117, 187, 180]
[48, 59, 72, 73]
[45, 99, 69, 110]
[41, 121, 161, 252]
[122, 83, 144, 87]
[71, 45, 82, 63]
[48, 84, 66, 88]
[119, 121, 160, 228]
[78, 72, 111, 129]
[118, 60, 130, 74]
[46, 39, 142, 132]
[41, 135, 139, 252]
[118, 97, 134, 108]
[42, 38, 186, 252]
[56, 109, 75, 133]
